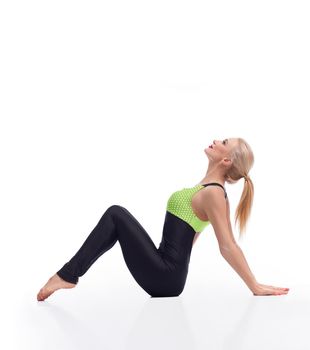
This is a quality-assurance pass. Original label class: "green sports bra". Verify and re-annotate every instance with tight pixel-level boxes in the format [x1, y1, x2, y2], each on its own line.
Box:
[166, 182, 227, 233]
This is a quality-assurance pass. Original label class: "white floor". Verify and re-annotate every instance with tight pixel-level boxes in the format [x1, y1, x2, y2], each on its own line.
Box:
[7, 279, 310, 350]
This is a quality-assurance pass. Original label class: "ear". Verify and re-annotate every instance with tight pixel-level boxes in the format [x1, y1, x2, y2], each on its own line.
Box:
[221, 158, 232, 168]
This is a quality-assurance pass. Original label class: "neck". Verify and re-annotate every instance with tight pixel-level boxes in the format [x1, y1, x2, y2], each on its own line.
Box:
[198, 163, 226, 187]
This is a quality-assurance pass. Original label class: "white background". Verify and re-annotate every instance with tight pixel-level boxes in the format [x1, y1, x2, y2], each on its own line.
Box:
[1, 1, 309, 349]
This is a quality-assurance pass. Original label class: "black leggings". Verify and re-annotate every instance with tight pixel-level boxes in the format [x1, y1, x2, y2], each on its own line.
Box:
[56, 205, 196, 297]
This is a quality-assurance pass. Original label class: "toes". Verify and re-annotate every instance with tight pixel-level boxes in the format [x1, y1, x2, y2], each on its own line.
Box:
[37, 288, 49, 301]
[37, 290, 43, 301]
[37, 293, 45, 301]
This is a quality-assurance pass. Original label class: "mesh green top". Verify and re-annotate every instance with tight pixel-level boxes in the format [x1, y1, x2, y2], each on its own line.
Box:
[166, 184, 211, 233]
[166, 183, 228, 233]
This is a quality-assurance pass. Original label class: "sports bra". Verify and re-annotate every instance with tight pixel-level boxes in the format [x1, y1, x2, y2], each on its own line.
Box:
[166, 182, 227, 233]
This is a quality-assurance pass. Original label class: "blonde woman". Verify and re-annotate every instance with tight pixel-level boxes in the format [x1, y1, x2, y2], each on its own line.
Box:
[37, 138, 289, 301]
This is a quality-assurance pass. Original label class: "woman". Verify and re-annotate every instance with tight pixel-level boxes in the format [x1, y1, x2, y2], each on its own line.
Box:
[37, 137, 289, 301]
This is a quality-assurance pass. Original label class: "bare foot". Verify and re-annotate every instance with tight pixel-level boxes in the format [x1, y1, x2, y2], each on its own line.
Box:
[37, 273, 77, 301]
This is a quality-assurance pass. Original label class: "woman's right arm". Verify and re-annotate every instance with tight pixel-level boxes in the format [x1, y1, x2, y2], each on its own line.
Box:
[202, 187, 289, 296]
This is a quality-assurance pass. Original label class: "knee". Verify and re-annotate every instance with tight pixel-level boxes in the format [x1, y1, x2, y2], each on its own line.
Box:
[107, 204, 119, 210]
[106, 204, 124, 214]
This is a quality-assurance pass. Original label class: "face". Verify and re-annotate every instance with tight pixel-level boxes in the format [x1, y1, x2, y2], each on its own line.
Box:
[204, 138, 239, 164]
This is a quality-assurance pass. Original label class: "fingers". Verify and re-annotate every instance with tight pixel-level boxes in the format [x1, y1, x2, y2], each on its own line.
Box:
[264, 285, 289, 295]
[273, 289, 289, 295]
[264, 284, 289, 290]
[272, 286, 289, 291]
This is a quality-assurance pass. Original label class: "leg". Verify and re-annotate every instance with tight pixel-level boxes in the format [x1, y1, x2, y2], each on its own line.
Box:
[37, 205, 120, 301]
[115, 207, 196, 296]
[37, 205, 195, 301]
[56, 205, 119, 284]
[56, 205, 167, 285]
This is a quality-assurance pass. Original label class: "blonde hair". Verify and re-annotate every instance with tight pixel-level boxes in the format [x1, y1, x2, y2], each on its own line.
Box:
[225, 138, 254, 239]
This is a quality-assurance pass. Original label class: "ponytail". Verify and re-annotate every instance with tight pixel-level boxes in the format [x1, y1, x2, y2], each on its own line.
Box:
[225, 138, 255, 239]
[234, 175, 254, 239]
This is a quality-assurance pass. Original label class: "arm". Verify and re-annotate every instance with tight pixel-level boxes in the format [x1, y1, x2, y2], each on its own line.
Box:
[220, 242, 258, 291]
[202, 188, 258, 292]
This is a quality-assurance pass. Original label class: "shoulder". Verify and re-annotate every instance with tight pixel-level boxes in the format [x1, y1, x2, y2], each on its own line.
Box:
[200, 185, 229, 221]
[201, 185, 228, 203]
[200, 186, 226, 215]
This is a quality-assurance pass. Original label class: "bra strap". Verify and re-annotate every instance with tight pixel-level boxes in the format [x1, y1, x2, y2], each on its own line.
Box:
[202, 182, 227, 199]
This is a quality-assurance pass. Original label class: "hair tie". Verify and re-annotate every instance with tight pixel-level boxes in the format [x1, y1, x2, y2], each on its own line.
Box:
[244, 174, 249, 182]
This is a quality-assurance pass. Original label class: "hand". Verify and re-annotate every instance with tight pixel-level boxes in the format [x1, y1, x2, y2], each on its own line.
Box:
[251, 283, 290, 296]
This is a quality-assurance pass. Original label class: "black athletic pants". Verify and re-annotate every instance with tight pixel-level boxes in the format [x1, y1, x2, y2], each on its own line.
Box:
[56, 205, 196, 297]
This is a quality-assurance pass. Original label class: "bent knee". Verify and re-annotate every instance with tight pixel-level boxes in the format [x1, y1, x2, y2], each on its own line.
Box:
[106, 204, 125, 214]
[107, 204, 121, 210]
[105, 205, 131, 222]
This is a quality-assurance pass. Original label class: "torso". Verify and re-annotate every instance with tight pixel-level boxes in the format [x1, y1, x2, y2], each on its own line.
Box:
[191, 184, 210, 244]
[166, 181, 227, 246]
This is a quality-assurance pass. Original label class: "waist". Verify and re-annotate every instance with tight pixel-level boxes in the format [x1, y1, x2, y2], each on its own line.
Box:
[166, 207, 210, 233]
[159, 211, 196, 267]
